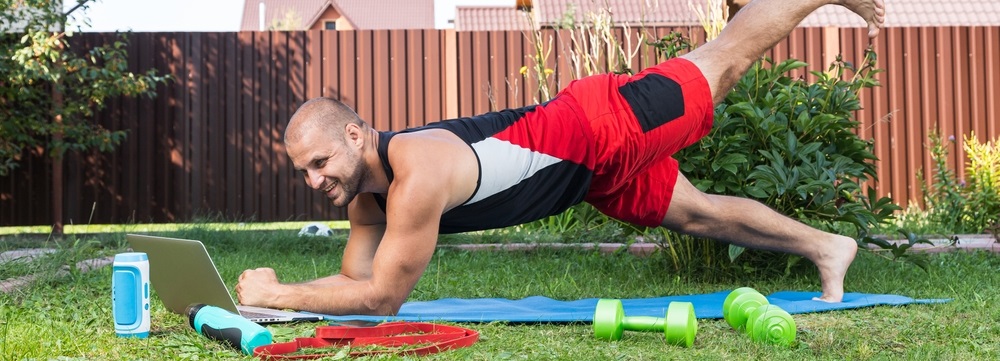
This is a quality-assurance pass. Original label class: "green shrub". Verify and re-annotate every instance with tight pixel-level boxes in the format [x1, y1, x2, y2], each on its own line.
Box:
[962, 132, 1000, 233]
[919, 132, 1000, 235]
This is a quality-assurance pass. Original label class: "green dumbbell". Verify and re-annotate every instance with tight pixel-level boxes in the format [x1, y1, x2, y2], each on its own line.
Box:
[593, 299, 698, 347]
[722, 287, 796, 345]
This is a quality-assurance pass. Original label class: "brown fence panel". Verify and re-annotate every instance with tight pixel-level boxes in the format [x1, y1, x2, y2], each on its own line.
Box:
[2, 26, 998, 226]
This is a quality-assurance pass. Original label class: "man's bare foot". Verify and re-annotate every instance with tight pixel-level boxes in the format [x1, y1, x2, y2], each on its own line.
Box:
[813, 235, 858, 302]
[839, 0, 886, 38]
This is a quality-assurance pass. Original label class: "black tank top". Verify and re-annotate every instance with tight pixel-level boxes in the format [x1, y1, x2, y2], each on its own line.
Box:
[371, 102, 594, 234]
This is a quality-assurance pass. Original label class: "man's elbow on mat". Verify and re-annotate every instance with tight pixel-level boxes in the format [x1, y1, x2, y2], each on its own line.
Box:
[361, 288, 405, 316]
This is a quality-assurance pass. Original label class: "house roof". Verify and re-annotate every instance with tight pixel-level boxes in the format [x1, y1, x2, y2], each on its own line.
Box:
[454, 6, 533, 31]
[455, 0, 1000, 31]
[240, 0, 435, 30]
[801, 0, 1000, 28]
[533, 0, 699, 27]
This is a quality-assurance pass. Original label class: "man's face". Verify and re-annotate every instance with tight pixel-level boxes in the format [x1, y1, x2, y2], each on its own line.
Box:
[287, 129, 368, 207]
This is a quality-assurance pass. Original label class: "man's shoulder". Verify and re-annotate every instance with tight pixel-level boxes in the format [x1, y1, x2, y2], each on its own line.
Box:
[386, 129, 470, 166]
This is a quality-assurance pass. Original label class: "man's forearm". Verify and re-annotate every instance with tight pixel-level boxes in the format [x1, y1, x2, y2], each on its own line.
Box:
[299, 273, 356, 287]
[270, 277, 396, 315]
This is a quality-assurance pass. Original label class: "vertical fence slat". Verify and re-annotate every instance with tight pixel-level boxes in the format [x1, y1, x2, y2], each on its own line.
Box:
[172, 33, 189, 220]
[186, 33, 202, 215]
[886, 28, 907, 204]
[953, 27, 971, 181]
[273, 32, 290, 219]
[405, 30, 425, 127]
[390, 30, 408, 130]
[356, 31, 375, 127]
[969, 27, 988, 141]
[223, 33, 239, 219]
[372, 30, 390, 130]
[155, 33, 176, 221]
[902, 27, 922, 204]
[934, 27, 958, 178]
[488, 30, 506, 111]
[241, 32, 257, 217]
[869, 29, 893, 204]
[988, 27, 1000, 139]
[503, 30, 525, 109]
[133, 32, 153, 222]
[422, 29, 443, 122]
[457, 31, 472, 117]
[208, 32, 225, 216]
[289, 30, 308, 220]
[520, 30, 537, 106]
[259, 31, 275, 219]
[917, 27, 938, 193]
[472, 31, 490, 115]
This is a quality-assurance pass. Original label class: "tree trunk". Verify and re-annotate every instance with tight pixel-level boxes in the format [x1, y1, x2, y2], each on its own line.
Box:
[52, 87, 64, 236]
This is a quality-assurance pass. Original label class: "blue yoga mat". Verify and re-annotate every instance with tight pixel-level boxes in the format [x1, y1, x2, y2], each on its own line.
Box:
[319, 291, 949, 323]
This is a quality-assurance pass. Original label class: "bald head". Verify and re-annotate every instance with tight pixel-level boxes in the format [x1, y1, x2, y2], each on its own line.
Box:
[285, 98, 367, 146]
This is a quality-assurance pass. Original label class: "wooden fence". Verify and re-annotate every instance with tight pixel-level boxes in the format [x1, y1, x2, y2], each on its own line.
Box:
[2, 26, 998, 226]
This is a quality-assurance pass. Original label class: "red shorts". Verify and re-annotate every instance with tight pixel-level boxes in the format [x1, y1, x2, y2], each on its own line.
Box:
[561, 58, 714, 227]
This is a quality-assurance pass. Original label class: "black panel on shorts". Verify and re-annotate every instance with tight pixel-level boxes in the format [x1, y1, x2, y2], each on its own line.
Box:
[618, 74, 685, 133]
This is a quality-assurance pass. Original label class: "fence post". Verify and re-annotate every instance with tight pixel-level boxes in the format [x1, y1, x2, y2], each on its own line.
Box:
[444, 29, 459, 119]
[823, 26, 841, 73]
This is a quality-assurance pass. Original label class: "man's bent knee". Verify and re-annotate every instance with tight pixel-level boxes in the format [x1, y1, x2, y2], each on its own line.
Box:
[681, 42, 756, 104]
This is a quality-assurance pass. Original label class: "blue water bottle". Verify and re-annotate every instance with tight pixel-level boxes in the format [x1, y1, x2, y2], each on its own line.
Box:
[112, 252, 151, 338]
[186, 304, 273, 354]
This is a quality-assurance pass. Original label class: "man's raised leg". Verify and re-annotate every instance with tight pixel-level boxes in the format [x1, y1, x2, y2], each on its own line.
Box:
[683, 0, 885, 104]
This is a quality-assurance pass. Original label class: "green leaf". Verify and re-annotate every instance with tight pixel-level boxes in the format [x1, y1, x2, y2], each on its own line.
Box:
[862, 236, 893, 249]
[728, 244, 746, 263]
[784, 255, 803, 277]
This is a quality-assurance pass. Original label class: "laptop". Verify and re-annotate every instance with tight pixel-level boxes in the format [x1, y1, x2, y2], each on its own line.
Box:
[126, 234, 323, 324]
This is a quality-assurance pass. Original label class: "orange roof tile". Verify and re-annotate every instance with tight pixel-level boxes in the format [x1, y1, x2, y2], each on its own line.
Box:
[534, 0, 699, 27]
[241, 0, 435, 30]
[455, 6, 533, 31]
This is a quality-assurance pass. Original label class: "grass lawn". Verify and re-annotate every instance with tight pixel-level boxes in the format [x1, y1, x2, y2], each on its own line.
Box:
[1, 228, 998, 360]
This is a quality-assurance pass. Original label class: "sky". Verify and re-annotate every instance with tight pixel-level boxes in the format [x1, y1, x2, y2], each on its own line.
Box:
[63, 0, 514, 32]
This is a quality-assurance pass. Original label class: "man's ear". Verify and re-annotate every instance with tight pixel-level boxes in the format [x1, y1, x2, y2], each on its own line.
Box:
[344, 123, 364, 148]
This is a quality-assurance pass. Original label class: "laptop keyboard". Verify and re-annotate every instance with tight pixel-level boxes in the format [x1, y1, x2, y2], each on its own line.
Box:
[239, 310, 278, 319]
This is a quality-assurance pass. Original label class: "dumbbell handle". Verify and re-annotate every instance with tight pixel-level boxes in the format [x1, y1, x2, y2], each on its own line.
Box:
[622, 316, 666, 331]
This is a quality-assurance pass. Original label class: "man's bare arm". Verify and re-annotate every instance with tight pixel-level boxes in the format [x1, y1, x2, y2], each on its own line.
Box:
[236, 193, 388, 310]
[237, 134, 467, 315]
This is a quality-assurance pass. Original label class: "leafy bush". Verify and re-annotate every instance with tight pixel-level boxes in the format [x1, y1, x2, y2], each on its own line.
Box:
[919, 132, 1000, 235]
[962, 132, 1000, 233]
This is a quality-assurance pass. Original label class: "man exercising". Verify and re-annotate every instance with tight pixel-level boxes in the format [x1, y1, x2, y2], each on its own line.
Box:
[236, 0, 886, 316]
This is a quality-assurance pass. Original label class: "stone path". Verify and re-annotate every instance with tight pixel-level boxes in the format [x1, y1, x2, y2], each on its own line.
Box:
[0, 248, 114, 293]
[446, 235, 999, 255]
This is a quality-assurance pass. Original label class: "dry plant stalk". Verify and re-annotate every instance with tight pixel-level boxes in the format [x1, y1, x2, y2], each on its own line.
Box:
[689, 0, 728, 41]
[520, 10, 556, 103]
[565, 7, 645, 78]
[517, 1, 657, 103]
